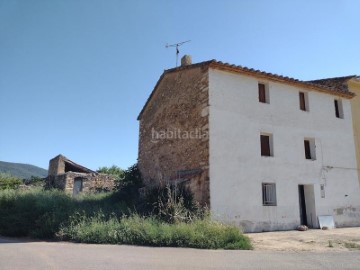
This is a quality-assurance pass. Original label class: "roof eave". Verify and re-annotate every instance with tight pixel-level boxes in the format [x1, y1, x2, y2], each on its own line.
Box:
[208, 62, 354, 99]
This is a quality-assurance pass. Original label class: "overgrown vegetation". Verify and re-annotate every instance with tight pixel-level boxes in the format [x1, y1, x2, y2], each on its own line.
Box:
[0, 163, 251, 250]
[141, 184, 203, 223]
[0, 189, 128, 238]
[0, 173, 22, 190]
[24, 176, 45, 186]
[58, 214, 251, 250]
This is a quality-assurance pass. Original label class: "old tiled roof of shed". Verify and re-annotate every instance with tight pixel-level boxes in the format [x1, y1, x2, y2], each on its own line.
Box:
[56, 154, 96, 174]
[137, 60, 356, 120]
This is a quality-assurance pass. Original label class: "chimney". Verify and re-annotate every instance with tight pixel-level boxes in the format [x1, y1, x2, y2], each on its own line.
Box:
[181, 55, 192, 66]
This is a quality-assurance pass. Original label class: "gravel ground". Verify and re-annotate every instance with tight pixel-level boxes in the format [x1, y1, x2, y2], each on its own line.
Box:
[247, 227, 360, 251]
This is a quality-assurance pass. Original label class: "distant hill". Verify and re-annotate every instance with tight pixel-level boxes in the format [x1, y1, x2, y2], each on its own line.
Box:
[0, 161, 48, 179]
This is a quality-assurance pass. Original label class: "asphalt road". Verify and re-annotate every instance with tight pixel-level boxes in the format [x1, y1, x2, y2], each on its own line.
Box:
[0, 237, 359, 270]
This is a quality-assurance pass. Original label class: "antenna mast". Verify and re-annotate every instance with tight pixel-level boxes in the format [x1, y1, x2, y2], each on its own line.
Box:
[165, 40, 191, 67]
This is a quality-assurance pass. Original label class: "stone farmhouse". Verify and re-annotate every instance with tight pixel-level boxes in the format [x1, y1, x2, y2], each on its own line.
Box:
[46, 155, 115, 195]
[137, 55, 360, 232]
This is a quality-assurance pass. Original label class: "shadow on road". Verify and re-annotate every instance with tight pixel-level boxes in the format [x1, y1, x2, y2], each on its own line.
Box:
[0, 235, 55, 244]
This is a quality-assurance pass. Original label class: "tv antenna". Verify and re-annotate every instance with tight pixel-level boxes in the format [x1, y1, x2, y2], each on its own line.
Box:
[165, 40, 191, 67]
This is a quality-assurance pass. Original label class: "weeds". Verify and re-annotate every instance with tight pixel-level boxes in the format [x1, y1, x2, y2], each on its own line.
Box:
[0, 189, 127, 238]
[0, 188, 252, 249]
[344, 242, 360, 250]
[57, 214, 252, 249]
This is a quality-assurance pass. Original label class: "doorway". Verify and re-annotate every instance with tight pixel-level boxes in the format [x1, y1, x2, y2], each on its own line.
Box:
[73, 177, 83, 196]
[298, 184, 316, 228]
[298, 185, 307, 225]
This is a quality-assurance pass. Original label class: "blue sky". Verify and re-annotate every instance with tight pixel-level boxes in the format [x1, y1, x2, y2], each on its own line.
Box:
[0, 0, 359, 170]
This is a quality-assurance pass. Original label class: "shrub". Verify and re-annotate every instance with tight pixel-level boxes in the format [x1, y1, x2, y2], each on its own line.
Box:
[116, 163, 143, 204]
[141, 184, 201, 223]
[0, 173, 22, 190]
[24, 176, 45, 187]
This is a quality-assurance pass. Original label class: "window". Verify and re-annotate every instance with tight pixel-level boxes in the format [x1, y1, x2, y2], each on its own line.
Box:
[304, 138, 316, 160]
[262, 183, 277, 206]
[320, 184, 325, 198]
[299, 92, 309, 111]
[258, 83, 269, 103]
[260, 133, 273, 157]
[334, 99, 344, 119]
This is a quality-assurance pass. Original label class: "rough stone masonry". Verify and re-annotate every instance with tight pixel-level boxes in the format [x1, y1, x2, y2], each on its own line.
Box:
[138, 57, 210, 205]
[46, 155, 115, 194]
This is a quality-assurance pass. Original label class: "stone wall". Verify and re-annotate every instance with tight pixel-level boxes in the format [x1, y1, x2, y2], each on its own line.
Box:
[47, 172, 115, 194]
[138, 64, 210, 204]
[48, 155, 65, 176]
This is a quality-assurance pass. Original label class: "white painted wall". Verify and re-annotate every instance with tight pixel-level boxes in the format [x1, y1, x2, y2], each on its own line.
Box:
[208, 68, 360, 232]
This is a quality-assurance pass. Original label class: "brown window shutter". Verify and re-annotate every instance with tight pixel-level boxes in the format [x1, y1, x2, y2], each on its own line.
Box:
[334, 100, 340, 118]
[304, 140, 311, 159]
[261, 135, 271, 156]
[258, 84, 266, 103]
[299, 92, 306, 111]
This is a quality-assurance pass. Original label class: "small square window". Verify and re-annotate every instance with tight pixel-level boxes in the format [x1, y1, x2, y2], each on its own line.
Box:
[304, 138, 316, 160]
[334, 99, 344, 119]
[262, 183, 277, 206]
[258, 83, 269, 104]
[299, 92, 309, 112]
[260, 133, 273, 157]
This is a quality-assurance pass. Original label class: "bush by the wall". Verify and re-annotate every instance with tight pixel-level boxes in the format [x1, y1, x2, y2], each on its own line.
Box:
[140, 184, 201, 223]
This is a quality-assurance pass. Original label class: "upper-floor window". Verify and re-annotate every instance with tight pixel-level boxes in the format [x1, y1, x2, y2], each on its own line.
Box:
[299, 92, 309, 111]
[304, 138, 316, 160]
[260, 133, 273, 157]
[258, 83, 269, 104]
[334, 99, 344, 119]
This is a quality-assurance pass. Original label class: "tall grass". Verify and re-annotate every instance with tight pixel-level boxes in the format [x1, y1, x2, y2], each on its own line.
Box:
[57, 214, 252, 250]
[0, 189, 252, 250]
[0, 189, 128, 238]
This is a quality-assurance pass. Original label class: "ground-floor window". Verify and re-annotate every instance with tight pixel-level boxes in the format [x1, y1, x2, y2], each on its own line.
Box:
[262, 183, 277, 206]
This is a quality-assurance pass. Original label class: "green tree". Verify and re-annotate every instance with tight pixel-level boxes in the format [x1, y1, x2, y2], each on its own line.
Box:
[97, 164, 143, 204]
[97, 165, 125, 180]
[97, 165, 125, 190]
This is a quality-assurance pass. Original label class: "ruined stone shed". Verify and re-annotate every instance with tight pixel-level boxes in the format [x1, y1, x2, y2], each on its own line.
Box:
[46, 155, 115, 195]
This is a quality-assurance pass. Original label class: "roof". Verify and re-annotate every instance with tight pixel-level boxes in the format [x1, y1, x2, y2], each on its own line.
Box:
[137, 60, 356, 120]
[51, 154, 96, 174]
[307, 75, 359, 92]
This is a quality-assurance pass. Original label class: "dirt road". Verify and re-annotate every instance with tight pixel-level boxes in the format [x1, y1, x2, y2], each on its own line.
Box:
[247, 227, 360, 251]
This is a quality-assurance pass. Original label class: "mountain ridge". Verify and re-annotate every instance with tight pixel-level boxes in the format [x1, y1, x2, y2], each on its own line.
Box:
[0, 161, 48, 179]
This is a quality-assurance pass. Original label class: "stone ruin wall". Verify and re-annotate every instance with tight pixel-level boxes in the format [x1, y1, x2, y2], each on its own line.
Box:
[47, 172, 115, 194]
